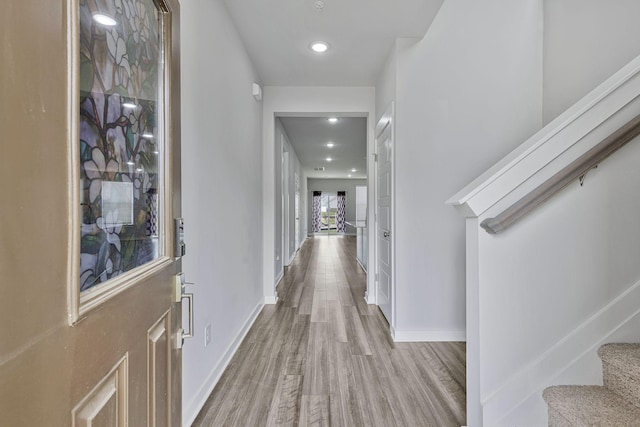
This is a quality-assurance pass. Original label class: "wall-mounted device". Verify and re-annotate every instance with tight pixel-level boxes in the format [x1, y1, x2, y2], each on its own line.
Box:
[174, 218, 186, 258]
[252, 83, 262, 101]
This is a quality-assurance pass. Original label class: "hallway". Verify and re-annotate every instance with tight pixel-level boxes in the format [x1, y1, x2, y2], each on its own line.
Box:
[193, 236, 466, 426]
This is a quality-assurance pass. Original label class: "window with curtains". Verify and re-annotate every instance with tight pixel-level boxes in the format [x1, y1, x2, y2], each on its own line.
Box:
[312, 191, 322, 232]
[312, 191, 347, 234]
[336, 191, 346, 233]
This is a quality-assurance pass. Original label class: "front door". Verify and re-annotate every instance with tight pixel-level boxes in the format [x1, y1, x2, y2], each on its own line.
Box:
[376, 104, 394, 325]
[1, 0, 183, 425]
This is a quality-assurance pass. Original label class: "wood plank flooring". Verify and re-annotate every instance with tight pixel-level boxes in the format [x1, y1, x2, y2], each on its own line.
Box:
[193, 236, 466, 427]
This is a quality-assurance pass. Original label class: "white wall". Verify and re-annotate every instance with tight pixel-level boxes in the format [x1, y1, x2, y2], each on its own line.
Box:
[262, 87, 376, 302]
[180, 0, 264, 424]
[274, 118, 306, 277]
[543, 0, 640, 123]
[306, 178, 367, 234]
[476, 136, 640, 426]
[467, 2, 640, 423]
[377, 0, 543, 342]
[375, 44, 397, 123]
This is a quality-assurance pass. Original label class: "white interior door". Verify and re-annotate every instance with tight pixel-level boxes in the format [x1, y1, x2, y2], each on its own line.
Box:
[376, 105, 394, 324]
[295, 173, 300, 249]
[283, 148, 290, 265]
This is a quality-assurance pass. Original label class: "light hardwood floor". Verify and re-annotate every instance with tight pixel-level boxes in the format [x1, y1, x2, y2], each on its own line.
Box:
[193, 236, 466, 427]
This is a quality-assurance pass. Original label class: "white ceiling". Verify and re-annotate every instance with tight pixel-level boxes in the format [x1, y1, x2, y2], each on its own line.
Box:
[223, 0, 444, 86]
[280, 117, 367, 179]
[224, 0, 443, 179]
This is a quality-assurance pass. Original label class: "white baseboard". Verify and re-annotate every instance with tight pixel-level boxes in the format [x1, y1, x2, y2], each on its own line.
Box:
[392, 328, 466, 342]
[264, 294, 278, 304]
[274, 269, 284, 288]
[364, 291, 376, 305]
[183, 301, 264, 426]
[484, 277, 640, 425]
[286, 251, 296, 266]
[356, 257, 367, 273]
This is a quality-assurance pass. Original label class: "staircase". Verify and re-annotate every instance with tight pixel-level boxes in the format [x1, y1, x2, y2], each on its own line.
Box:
[543, 344, 640, 426]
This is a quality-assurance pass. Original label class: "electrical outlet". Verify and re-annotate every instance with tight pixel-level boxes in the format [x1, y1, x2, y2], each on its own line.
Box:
[204, 323, 211, 347]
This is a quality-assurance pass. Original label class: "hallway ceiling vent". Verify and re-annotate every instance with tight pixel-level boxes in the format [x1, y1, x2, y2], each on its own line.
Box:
[314, 167, 325, 171]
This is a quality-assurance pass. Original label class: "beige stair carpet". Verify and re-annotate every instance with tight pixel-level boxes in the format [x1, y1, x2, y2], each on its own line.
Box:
[544, 343, 640, 427]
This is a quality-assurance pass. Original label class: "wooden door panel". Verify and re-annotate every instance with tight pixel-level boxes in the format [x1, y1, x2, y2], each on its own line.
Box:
[378, 269, 391, 305]
[379, 205, 391, 232]
[72, 356, 128, 427]
[148, 311, 171, 427]
[378, 236, 390, 266]
[0, 0, 69, 366]
[378, 173, 391, 200]
[0, 0, 182, 425]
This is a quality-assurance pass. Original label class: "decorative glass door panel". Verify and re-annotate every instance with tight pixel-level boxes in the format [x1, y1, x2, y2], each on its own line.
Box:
[78, 0, 165, 292]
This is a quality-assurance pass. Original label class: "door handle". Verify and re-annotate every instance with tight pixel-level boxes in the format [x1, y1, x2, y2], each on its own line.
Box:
[174, 273, 195, 347]
[182, 292, 194, 339]
[383, 231, 390, 238]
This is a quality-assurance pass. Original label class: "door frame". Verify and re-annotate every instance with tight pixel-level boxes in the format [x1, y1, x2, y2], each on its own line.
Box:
[282, 141, 290, 266]
[294, 172, 300, 251]
[266, 105, 376, 304]
[374, 103, 395, 331]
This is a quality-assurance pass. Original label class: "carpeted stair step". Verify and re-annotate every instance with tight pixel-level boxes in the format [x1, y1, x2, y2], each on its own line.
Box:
[598, 343, 640, 409]
[543, 385, 640, 427]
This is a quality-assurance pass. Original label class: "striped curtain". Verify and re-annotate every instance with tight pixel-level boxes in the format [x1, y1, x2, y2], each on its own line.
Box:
[337, 191, 346, 233]
[312, 191, 322, 232]
[145, 188, 158, 237]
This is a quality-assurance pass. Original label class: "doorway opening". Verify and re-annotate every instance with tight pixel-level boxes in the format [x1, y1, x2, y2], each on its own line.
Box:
[317, 192, 340, 235]
[321, 192, 339, 235]
[273, 114, 373, 306]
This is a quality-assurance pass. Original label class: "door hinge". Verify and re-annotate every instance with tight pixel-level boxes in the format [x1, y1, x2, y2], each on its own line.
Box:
[374, 153, 378, 162]
[375, 273, 379, 282]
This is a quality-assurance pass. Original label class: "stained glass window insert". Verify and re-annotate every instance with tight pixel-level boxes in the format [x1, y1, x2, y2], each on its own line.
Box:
[79, 0, 164, 292]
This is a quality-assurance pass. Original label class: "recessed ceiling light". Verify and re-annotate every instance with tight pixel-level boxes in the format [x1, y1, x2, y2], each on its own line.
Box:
[351, 168, 357, 172]
[126, 161, 135, 166]
[122, 102, 137, 109]
[328, 117, 338, 123]
[142, 133, 154, 138]
[348, 174, 352, 178]
[93, 13, 117, 27]
[310, 41, 329, 53]
[153, 151, 159, 155]
[136, 168, 143, 172]
[326, 142, 334, 148]
[326, 157, 332, 162]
